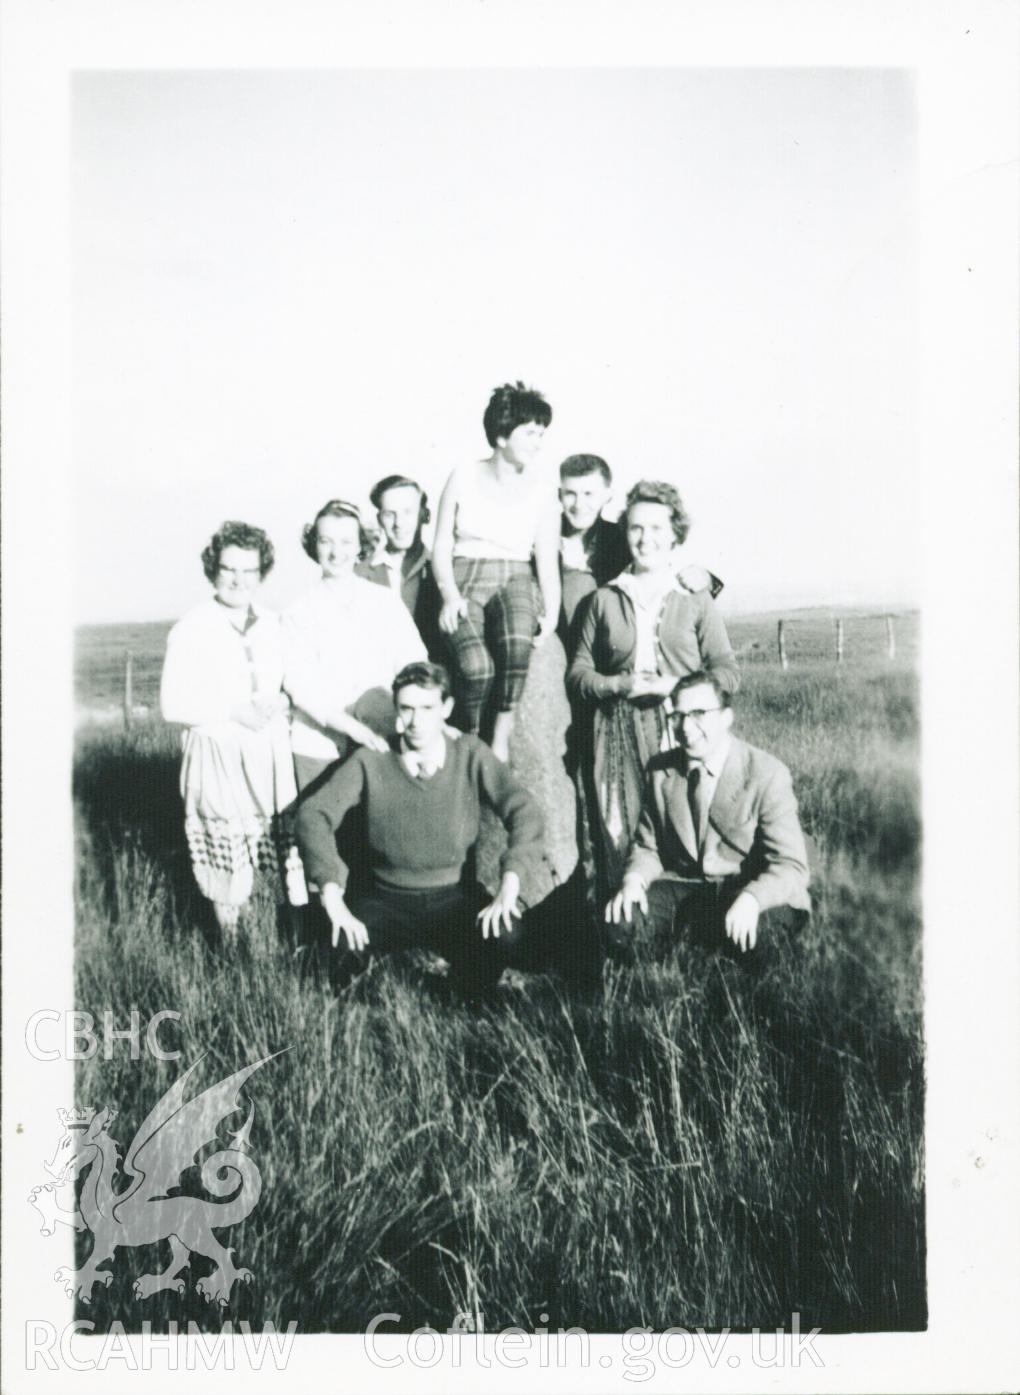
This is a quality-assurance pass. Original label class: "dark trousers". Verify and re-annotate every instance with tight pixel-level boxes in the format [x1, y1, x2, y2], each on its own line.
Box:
[606, 876, 808, 964]
[338, 880, 525, 990]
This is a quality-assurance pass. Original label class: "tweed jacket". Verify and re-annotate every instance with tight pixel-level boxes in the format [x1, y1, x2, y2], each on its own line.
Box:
[625, 736, 811, 912]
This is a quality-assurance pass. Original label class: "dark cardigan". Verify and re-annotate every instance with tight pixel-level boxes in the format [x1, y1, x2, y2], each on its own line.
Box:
[566, 583, 739, 702]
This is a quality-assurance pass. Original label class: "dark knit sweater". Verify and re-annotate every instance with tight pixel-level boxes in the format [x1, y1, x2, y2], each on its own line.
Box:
[295, 733, 544, 891]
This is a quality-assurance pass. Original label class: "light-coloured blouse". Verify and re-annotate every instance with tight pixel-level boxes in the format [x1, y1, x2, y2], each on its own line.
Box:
[281, 575, 427, 762]
[452, 461, 554, 563]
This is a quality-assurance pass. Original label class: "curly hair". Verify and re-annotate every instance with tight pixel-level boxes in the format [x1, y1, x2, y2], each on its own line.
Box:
[301, 499, 375, 563]
[201, 521, 275, 583]
[624, 479, 691, 546]
[369, 474, 431, 527]
[482, 381, 552, 447]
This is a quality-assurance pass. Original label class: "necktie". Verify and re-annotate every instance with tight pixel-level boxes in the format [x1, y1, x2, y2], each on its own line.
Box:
[687, 763, 707, 857]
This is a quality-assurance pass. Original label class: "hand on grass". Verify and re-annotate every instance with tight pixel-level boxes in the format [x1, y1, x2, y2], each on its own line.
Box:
[477, 873, 521, 939]
[724, 891, 759, 952]
[605, 875, 648, 924]
[320, 883, 370, 952]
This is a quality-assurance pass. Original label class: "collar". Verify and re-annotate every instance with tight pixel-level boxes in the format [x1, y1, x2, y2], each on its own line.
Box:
[683, 733, 732, 783]
[611, 566, 683, 607]
[212, 598, 262, 634]
[371, 538, 428, 576]
[399, 733, 448, 777]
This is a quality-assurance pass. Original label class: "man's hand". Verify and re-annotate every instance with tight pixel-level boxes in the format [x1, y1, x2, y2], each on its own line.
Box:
[605, 874, 648, 924]
[724, 890, 760, 952]
[477, 872, 521, 939]
[439, 593, 469, 635]
[627, 671, 676, 701]
[677, 564, 713, 594]
[320, 882, 369, 952]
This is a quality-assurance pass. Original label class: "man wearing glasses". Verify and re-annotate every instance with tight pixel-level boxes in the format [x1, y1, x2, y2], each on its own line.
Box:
[605, 670, 810, 956]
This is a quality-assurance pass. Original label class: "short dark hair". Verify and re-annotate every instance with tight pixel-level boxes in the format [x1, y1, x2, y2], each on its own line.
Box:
[369, 474, 431, 528]
[301, 499, 375, 563]
[392, 661, 453, 702]
[672, 670, 733, 709]
[624, 480, 691, 545]
[559, 453, 612, 486]
[201, 521, 275, 583]
[483, 381, 552, 447]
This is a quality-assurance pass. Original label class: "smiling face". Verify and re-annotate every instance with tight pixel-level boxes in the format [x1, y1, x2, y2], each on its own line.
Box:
[315, 514, 361, 579]
[559, 471, 611, 533]
[213, 545, 262, 608]
[377, 485, 422, 553]
[672, 680, 733, 765]
[498, 420, 546, 472]
[626, 500, 677, 574]
[394, 682, 454, 750]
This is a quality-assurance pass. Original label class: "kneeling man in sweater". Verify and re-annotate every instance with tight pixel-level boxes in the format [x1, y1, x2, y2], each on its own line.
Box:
[295, 661, 544, 989]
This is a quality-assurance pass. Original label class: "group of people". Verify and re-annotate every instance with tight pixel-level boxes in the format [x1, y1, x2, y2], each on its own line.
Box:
[160, 381, 810, 988]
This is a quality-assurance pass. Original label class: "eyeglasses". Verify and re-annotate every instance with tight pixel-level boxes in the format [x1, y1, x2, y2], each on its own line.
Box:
[217, 566, 261, 578]
[671, 707, 724, 724]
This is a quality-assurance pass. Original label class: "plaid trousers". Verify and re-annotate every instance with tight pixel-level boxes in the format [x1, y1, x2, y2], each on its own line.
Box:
[447, 558, 540, 730]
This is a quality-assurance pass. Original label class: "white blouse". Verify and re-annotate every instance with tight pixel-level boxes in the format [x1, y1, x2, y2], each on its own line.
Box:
[452, 461, 555, 563]
[281, 575, 427, 761]
[160, 599, 286, 729]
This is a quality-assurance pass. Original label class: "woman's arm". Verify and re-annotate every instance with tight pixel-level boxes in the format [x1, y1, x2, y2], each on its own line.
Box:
[695, 593, 740, 693]
[160, 623, 236, 727]
[281, 605, 388, 750]
[431, 468, 468, 634]
[532, 495, 562, 642]
[566, 593, 633, 702]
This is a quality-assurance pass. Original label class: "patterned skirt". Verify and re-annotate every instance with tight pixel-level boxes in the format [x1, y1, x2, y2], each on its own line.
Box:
[577, 697, 669, 911]
[180, 716, 307, 908]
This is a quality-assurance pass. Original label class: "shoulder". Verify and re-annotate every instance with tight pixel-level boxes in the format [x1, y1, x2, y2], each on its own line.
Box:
[282, 582, 321, 621]
[443, 461, 478, 495]
[167, 599, 220, 642]
[732, 738, 792, 789]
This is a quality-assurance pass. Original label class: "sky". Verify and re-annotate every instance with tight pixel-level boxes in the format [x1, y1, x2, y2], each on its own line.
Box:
[71, 67, 917, 622]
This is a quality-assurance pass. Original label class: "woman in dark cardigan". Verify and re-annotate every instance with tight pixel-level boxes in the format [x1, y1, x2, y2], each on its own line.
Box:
[567, 480, 739, 905]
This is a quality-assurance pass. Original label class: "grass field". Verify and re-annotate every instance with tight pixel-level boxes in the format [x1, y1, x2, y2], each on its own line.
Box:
[69, 608, 924, 1334]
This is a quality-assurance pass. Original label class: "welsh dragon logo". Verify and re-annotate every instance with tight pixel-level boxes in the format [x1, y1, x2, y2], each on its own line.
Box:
[28, 1052, 280, 1307]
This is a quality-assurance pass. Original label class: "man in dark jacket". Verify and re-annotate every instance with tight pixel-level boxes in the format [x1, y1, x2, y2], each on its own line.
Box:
[356, 474, 442, 655]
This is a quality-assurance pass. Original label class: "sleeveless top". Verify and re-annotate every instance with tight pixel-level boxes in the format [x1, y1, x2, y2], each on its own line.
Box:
[452, 461, 552, 562]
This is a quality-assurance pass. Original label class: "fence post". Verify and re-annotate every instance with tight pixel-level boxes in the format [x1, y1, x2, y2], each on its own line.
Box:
[885, 615, 896, 659]
[123, 651, 134, 730]
[835, 618, 845, 664]
[777, 619, 789, 671]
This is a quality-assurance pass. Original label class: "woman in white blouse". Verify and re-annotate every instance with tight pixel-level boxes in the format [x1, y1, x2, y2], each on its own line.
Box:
[282, 499, 427, 791]
[160, 521, 307, 934]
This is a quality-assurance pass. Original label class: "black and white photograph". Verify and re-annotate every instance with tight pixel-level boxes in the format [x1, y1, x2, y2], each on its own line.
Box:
[3, 3, 1018, 1392]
